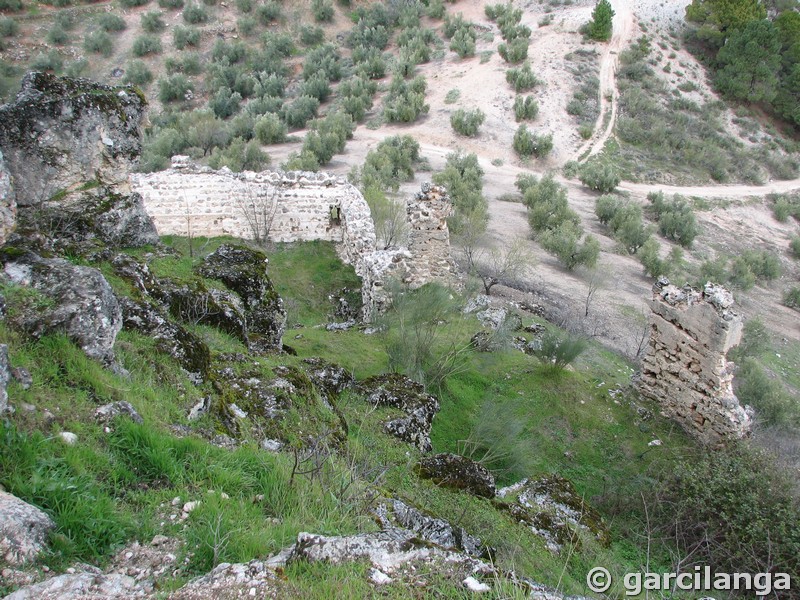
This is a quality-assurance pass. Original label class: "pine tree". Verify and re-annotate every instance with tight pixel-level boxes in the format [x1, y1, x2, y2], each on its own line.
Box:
[588, 0, 615, 42]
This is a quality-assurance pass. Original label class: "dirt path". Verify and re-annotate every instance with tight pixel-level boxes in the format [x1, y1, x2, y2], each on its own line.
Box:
[619, 179, 800, 199]
[571, 0, 637, 161]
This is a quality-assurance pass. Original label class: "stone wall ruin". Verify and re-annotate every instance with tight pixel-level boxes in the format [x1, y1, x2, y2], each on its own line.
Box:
[636, 278, 752, 445]
[359, 183, 458, 319]
[131, 160, 458, 320]
[131, 156, 376, 275]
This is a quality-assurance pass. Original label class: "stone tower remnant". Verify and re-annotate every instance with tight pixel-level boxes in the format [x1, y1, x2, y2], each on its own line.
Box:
[360, 183, 458, 319]
[636, 278, 752, 445]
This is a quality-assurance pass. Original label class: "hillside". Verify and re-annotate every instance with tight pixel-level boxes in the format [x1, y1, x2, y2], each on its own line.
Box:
[1, 0, 800, 597]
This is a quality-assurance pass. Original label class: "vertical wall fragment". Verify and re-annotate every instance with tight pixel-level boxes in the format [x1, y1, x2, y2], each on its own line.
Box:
[637, 278, 752, 445]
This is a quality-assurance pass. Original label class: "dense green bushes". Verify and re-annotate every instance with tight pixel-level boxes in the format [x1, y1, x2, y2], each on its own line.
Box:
[124, 60, 154, 86]
[157, 73, 192, 103]
[131, 34, 163, 57]
[506, 62, 540, 92]
[208, 137, 268, 172]
[433, 151, 488, 236]
[513, 95, 538, 121]
[397, 26, 437, 65]
[524, 174, 599, 269]
[0, 17, 19, 38]
[685, 1, 800, 130]
[337, 76, 376, 122]
[784, 287, 800, 309]
[173, 25, 201, 48]
[302, 43, 343, 82]
[540, 222, 600, 270]
[254, 113, 287, 144]
[311, 0, 334, 22]
[735, 358, 799, 428]
[449, 25, 476, 58]
[513, 125, 552, 158]
[638, 237, 683, 278]
[141, 10, 166, 33]
[697, 250, 782, 291]
[281, 95, 320, 129]
[595, 195, 651, 254]
[770, 192, 800, 223]
[383, 75, 429, 123]
[355, 135, 421, 192]
[182, 3, 209, 24]
[584, 0, 614, 41]
[578, 159, 620, 193]
[83, 31, 114, 56]
[285, 111, 355, 171]
[450, 108, 485, 137]
[655, 443, 800, 578]
[647, 192, 698, 248]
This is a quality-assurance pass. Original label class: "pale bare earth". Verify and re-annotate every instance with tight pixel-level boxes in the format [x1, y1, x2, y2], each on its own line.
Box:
[270, 0, 800, 355]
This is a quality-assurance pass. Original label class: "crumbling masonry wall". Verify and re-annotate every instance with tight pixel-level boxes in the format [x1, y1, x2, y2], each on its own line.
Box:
[637, 279, 752, 445]
[130, 157, 376, 273]
[131, 161, 458, 320]
[360, 183, 457, 319]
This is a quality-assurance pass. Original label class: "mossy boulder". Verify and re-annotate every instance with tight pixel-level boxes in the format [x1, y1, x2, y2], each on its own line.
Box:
[301, 357, 354, 404]
[497, 475, 610, 553]
[1, 250, 122, 368]
[117, 296, 211, 381]
[358, 373, 440, 452]
[112, 254, 250, 347]
[0, 149, 16, 246]
[196, 244, 286, 353]
[415, 453, 496, 498]
[0, 73, 157, 252]
[0, 72, 146, 206]
[21, 187, 158, 255]
[212, 361, 347, 448]
[374, 497, 491, 559]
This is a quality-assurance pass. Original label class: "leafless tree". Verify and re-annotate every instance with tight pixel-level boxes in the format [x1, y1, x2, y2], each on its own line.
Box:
[236, 181, 280, 246]
[582, 268, 606, 317]
[626, 306, 651, 362]
[365, 187, 407, 249]
[469, 238, 536, 296]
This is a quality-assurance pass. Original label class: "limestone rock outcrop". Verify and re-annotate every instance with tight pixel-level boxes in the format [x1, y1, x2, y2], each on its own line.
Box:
[117, 296, 211, 381]
[374, 498, 490, 558]
[0, 72, 158, 251]
[0, 491, 55, 566]
[497, 475, 609, 554]
[196, 244, 286, 353]
[358, 373, 440, 452]
[2, 252, 122, 367]
[301, 357, 354, 404]
[415, 453, 496, 498]
[0, 149, 16, 246]
[636, 279, 751, 445]
[3, 572, 141, 600]
[114, 250, 285, 355]
[0, 72, 144, 202]
[0, 343, 9, 415]
[94, 401, 144, 425]
[212, 361, 347, 447]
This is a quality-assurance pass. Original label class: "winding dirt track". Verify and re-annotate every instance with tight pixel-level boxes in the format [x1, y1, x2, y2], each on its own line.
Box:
[571, 0, 637, 161]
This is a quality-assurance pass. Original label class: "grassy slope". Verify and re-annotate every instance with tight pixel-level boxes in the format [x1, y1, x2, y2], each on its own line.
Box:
[0, 238, 697, 597]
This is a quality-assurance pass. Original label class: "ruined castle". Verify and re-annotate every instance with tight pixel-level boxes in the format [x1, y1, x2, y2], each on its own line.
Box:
[637, 278, 752, 445]
[130, 158, 458, 319]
